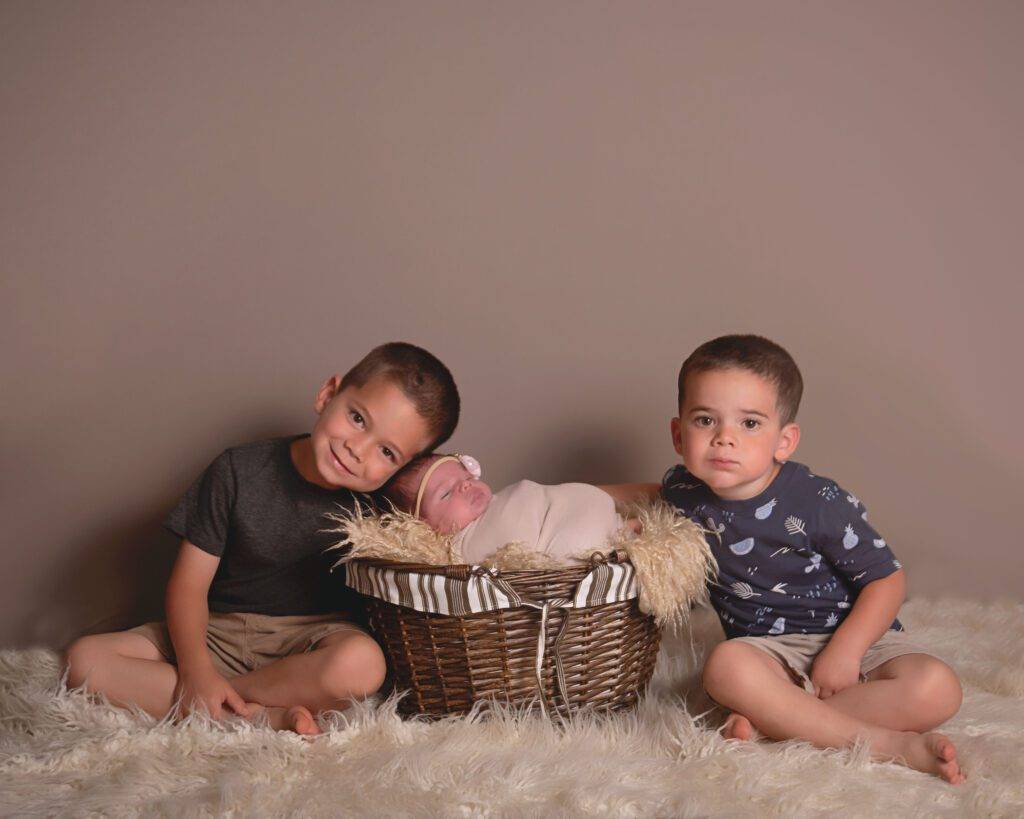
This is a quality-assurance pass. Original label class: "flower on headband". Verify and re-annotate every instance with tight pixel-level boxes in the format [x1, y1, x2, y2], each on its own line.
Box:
[456, 454, 482, 479]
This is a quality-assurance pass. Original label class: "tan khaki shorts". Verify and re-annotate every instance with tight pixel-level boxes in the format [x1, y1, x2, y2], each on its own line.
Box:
[730, 629, 938, 695]
[131, 612, 371, 678]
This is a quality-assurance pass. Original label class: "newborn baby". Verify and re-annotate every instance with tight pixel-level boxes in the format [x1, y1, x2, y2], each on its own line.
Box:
[382, 453, 627, 565]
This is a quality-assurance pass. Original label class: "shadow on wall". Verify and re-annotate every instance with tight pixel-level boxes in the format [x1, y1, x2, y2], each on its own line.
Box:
[25, 502, 181, 651]
[26, 423, 303, 651]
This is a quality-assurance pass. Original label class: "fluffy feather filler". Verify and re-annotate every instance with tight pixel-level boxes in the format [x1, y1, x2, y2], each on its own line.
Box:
[326, 500, 716, 628]
[482, 542, 567, 571]
[610, 501, 717, 629]
[325, 503, 457, 566]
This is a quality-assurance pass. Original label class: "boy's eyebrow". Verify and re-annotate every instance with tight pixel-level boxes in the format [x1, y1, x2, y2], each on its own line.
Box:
[687, 405, 770, 419]
[351, 400, 407, 461]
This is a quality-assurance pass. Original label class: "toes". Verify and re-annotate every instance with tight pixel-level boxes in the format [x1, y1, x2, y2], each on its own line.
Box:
[929, 733, 957, 762]
[940, 762, 963, 785]
[286, 706, 321, 736]
[935, 752, 963, 785]
[721, 714, 754, 741]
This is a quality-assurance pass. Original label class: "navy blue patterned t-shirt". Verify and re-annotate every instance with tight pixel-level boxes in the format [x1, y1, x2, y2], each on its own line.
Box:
[661, 461, 902, 639]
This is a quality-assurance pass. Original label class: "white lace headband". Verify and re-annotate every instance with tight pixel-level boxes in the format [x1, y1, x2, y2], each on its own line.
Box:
[412, 453, 482, 518]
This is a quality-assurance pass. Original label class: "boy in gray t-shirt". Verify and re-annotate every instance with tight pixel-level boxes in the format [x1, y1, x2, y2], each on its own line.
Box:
[65, 342, 459, 734]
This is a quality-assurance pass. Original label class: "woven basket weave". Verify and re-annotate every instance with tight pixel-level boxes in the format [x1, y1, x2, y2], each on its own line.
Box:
[351, 556, 661, 718]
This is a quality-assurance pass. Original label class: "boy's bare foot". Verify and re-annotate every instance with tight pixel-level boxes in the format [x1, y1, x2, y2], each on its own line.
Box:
[284, 705, 321, 736]
[246, 703, 322, 736]
[891, 731, 965, 784]
[720, 712, 758, 741]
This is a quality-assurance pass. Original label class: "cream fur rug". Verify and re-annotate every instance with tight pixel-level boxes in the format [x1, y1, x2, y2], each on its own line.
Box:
[2, 599, 1022, 817]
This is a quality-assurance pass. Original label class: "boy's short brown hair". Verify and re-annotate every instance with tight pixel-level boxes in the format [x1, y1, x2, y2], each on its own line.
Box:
[341, 342, 460, 453]
[678, 335, 803, 425]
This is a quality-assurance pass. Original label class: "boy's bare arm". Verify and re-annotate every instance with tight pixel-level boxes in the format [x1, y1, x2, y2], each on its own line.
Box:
[165, 540, 219, 668]
[812, 569, 906, 698]
[597, 483, 661, 505]
[165, 540, 249, 717]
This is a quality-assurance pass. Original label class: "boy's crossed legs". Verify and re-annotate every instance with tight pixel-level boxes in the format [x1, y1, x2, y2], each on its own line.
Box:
[704, 640, 965, 783]
[65, 627, 385, 735]
[230, 629, 385, 733]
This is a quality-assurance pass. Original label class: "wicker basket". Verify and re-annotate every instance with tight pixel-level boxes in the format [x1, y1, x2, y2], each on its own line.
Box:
[347, 554, 661, 718]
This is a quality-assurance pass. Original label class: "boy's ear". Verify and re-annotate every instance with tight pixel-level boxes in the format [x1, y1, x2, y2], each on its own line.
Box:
[314, 375, 343, 414]
[670, 416, 684, 457]
[775, 422, 801, 462]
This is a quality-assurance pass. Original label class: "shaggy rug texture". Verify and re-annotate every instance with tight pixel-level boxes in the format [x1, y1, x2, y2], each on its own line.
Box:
[2, 599, 1022, 817]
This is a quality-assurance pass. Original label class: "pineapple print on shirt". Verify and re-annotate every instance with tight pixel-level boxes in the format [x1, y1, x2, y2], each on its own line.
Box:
[661, 461, 903, 639]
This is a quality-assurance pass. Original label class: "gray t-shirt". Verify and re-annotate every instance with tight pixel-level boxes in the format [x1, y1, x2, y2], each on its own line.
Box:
[164, 435, 364, 616]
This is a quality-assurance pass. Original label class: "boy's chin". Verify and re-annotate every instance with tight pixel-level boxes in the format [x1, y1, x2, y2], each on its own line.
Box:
[320, 475, 361, 491]
[705, 471, 776, 500]
[316, 463, 373, 492]
[704, 477, 740, 494]
[690, 469, 732, 490]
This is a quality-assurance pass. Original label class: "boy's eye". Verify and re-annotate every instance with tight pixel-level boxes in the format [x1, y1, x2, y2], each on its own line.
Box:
[743, 419, 761, 430]
[694, 416, 714, 427]
[381, 446, 395, 461]
[349, 410, 365, 427]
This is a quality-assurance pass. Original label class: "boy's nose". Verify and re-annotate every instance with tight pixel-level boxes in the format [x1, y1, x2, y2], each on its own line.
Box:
[346, 439, 366, 461]
[712, 429, 736, 446]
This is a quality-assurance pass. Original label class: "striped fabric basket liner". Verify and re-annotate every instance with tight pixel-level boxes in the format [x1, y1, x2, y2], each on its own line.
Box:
[346, 553, 661, 718]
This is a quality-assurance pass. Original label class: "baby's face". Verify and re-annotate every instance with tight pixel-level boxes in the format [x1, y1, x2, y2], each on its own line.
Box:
[418, 460, 493, 534]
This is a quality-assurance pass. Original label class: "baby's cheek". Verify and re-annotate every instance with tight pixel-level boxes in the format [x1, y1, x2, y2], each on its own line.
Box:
[421, 509, 443, 529]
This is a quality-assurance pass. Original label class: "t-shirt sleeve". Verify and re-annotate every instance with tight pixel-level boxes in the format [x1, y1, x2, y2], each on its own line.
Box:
[660, 464, 688, 506]
[163, 449, 237, 557]
[813, 482, 901, 589]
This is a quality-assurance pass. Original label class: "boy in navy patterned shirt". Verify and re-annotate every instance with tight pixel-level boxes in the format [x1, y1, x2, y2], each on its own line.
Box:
[657, 335, 963, 782]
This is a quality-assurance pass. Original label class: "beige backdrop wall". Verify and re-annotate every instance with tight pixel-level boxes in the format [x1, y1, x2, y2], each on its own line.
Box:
[3, 2, 1022, 648]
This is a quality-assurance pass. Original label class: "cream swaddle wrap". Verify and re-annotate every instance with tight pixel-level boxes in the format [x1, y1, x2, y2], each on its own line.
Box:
[452, 480, 622, 565]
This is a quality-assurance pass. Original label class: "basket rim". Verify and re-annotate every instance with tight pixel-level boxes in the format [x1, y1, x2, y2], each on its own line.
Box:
[347, 551, 632, 579]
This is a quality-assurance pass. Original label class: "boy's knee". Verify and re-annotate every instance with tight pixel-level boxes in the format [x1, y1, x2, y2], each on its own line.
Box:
[64, 635, 104, 689]
[701, 641, 753, 700]
[319, 635, 387, 700]
[912, 658, 963, 722]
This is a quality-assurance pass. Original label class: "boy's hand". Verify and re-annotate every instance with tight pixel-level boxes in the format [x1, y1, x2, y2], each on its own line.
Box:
[810, 645, 861, 699]
[175, 664, 250, 720]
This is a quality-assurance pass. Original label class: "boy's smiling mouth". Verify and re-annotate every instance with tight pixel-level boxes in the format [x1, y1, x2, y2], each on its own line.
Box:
[329, 445, 357, 477]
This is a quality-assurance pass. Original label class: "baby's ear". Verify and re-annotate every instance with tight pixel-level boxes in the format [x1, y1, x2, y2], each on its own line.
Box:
[776, 422, 801, 461]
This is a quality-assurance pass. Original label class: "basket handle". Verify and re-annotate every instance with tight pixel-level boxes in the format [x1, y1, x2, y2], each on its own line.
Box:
[444, 564, 472, 580]
[588, 548, 628, 566]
